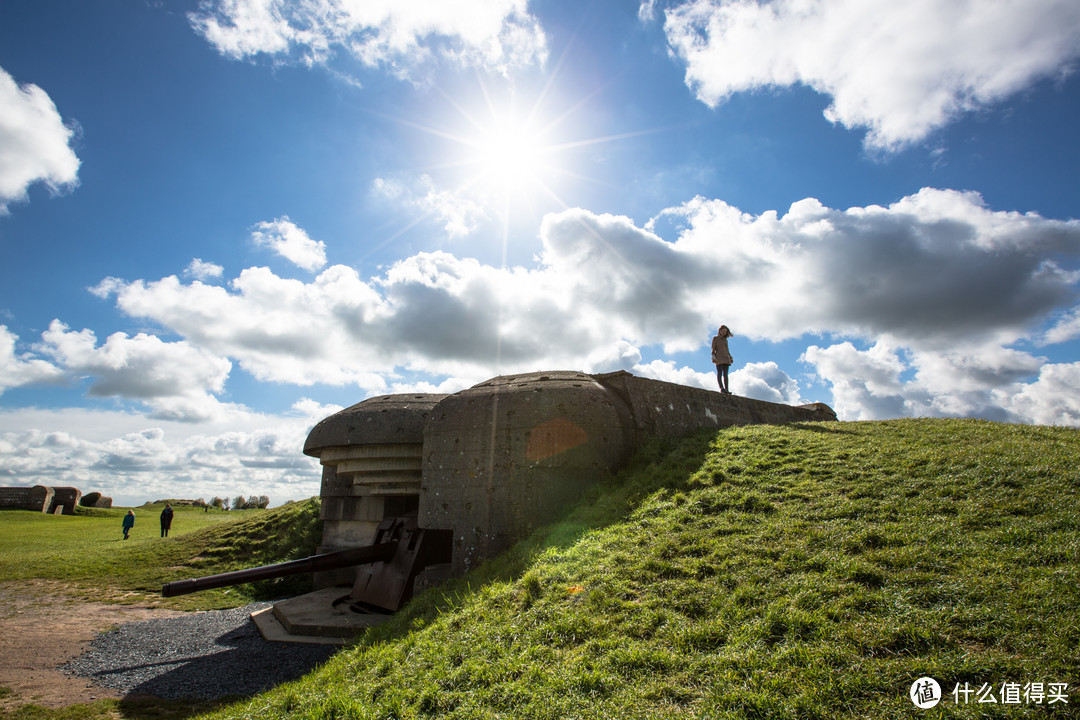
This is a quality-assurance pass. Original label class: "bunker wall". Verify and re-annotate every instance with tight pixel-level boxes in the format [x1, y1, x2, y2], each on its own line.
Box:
[0, 485, 53, 512]
[593, 370, 837, 440]
[419, 372, 634, 575]
[48, 487, 82, 515]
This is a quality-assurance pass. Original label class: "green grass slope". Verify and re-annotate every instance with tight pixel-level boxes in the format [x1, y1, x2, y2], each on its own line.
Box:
[207, 419, 1079, 720]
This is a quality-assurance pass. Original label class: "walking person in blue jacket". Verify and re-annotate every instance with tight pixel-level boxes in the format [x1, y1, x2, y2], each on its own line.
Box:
[122, 509, 135, 539]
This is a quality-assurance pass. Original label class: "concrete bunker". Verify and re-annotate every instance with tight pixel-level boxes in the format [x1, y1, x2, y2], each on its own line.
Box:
[164, 369, 835, 643]
[304, 370, 836, 583]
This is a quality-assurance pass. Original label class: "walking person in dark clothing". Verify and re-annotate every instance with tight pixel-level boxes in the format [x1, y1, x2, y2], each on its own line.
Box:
[122, 509, 135, 539]
[160, 503, 174, 538]
[711, 325, 734, 394]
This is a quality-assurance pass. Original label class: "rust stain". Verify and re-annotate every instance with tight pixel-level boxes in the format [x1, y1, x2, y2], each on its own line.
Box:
[525, 417, 588, 461]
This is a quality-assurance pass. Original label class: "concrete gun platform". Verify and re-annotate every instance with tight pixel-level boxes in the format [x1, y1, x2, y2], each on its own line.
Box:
[251, 587, 391, 646]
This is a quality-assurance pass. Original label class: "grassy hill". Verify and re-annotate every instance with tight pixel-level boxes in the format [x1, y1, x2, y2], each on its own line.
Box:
[192, 418, 1078, 720]
[1, 418, 1077, 719]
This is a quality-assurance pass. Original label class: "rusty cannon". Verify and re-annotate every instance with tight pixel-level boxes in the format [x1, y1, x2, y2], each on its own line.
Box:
[162, 515, 451, 615]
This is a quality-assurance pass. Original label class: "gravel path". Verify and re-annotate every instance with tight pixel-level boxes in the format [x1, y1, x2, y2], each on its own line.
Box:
[61, 603, 340, 701]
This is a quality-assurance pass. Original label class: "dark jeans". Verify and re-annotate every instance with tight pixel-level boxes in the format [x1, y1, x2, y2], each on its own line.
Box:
[716, 364, 730, 393]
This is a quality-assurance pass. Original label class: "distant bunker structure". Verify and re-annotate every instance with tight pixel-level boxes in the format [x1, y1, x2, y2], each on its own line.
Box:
[305, 370, 836, 584]
[0, 485, 83, 514]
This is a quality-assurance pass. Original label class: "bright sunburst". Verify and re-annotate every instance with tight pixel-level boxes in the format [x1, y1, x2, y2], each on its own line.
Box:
[389, 80, 581, 219]
[448, 91, 569, 210]
[380, 76, 656, 254]
[469, 113, 547, 191]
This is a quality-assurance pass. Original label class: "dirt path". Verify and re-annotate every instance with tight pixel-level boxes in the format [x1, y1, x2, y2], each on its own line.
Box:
[0, 580, 186, 710]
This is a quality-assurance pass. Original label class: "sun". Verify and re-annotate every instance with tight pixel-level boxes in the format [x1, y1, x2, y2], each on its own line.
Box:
[454, 102, 563, 206]
[392, 79, 583, 214]
[384, 77, 652, 243]
[471, 115, 546, 190]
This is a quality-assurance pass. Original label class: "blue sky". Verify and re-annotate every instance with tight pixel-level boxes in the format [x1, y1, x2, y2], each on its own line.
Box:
[2, 0, 1079, 506]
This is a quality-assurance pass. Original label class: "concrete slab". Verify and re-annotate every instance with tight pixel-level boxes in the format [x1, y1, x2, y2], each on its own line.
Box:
[251, 587, 392, 645]
[251, 607, 347, 646]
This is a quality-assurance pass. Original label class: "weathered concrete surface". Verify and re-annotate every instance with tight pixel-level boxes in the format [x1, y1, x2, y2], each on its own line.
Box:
[48, 487, 82, 515]
[594, 370, 837, 440]
[303, 370, 837, 582]
[78, 492, 113, 509]
[419, 371, 634, 574]
[252, 587, 390, 645]
[305, 393, 447, 451]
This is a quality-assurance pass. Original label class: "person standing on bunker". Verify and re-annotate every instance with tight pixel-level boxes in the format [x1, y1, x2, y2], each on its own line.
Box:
[122, 509, 135, 539]
[160, 503, 174, 538]
[711, 325, 734, 394]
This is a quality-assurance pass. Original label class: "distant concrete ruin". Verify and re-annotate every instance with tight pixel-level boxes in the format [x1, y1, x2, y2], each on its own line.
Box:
[305, 370, 836, 582]
[0, 485, 83, 514]
[79, 491, 114, 509]
[0, 486, 112, 513]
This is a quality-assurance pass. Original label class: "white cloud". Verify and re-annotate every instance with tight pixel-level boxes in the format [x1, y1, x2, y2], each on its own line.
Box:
[385, 376, 473, 396]
[92, 265, 391, 388]
[802, 340, 1080, 425]
[39, 320, 235, 423]
[189, 0, 547, 77]
[0, 325, 64, 394]
[599, 357, 807, 406]
[1003, 362, 1080, 426]
[251, 216, 327, 271]
[185, 258, 225, 281]
[634, 358, 714, 389]
[801, 342, 911, 420]
[0, 400, 333, 506]
[732, 361, 804, 405]
[0, 66, 80, 213]
[655, 0, 1080, 150]
[373, 175, 487, 239]
[649, 188, 1080, 345]
[81, 192, 1080, 426]
[1042, 304, 1080, 345]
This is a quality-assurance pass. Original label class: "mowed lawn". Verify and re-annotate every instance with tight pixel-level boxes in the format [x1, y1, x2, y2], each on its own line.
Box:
[0, 500, 323, 609]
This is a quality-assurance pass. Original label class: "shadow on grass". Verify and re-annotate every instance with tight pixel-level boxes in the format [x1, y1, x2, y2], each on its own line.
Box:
[116, 696, 235, 720]
[0, 697, 229, 720]
[787, 421, 858, 435]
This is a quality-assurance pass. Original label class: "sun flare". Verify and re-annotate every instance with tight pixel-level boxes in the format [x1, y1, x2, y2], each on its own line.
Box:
[463, 110, 554, 198]
[475, 121, 544, 186]
[389, 79, 644, 240]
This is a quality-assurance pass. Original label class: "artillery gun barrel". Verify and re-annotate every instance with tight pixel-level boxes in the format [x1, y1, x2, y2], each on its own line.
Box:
[161, 541, 398, 598]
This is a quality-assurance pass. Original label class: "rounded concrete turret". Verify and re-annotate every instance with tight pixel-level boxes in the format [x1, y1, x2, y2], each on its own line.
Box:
[304, 393, 446, 456]
[305, 393, 447, 581]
